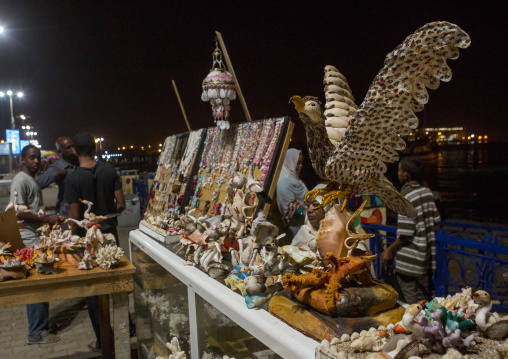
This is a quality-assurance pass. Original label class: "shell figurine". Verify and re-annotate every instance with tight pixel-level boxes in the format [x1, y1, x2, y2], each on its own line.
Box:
[473, 290, 508, 339]
[96, 244, 124, 270]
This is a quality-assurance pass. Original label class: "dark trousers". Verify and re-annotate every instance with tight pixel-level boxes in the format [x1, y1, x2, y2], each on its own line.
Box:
[27, 302, 49, 339]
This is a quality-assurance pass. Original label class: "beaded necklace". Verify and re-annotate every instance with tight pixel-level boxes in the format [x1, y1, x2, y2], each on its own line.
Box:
[180, 129, 203, 178]
[259, 118, 283, 182]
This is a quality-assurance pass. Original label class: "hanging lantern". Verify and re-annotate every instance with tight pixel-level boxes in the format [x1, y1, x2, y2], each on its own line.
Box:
[201, 38, 236, 130]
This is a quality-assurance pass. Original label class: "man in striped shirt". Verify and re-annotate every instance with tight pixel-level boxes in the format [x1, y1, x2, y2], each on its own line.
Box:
[381, 156, 440, 304]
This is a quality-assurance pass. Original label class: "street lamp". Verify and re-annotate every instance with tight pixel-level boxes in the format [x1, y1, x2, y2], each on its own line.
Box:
[0, 90, 24, 129]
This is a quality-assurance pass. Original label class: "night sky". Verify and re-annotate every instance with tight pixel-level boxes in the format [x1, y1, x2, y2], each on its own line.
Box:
[0, 1, 505, 150]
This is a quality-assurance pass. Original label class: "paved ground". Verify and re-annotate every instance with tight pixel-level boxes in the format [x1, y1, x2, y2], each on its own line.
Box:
[0, 226, 139, 359]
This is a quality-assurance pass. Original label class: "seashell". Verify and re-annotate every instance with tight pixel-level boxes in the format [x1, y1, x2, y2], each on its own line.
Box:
[281, 245, 316, 266]
[394, 323, 407, 334]
[325, 100, 350, 110]
[207, 263, 231, 280]
[315, 204, 351, 259]
[497, 338, 508, 359]
[340, 333, 351, 342]
[320, 339, 330, 352]
[351, 330, 387, 352]
[393, 339, 419, 359]
[382, 334, 409, 354]
[378, 325, 387, 331]
[364, 354, 391, 359]
[326, 127, 346, 142]
[324, 107, 349, 117]
[485, 319, 508, 339]
[441, 349, 463, 359]
[330, 337, 340, 345]
[387, 323, 395, 330]
[369, 327, 377, 332]
[329, 346, 338, 356]
[336, 351, 347, 359]
[351, 332, 360, 340]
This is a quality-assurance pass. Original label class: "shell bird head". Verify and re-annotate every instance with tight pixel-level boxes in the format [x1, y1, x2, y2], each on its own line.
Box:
[290, 95, 323, 125]
[473, 290, 491, 304]
[406, 303, 423, 317]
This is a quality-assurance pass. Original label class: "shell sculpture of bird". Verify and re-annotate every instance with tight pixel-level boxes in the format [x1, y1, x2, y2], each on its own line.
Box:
[290, 21, 470, 217]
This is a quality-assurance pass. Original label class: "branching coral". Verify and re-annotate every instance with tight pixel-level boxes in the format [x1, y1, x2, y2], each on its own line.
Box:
[419, 304, 478, 354]
[96, 244, 124, 269]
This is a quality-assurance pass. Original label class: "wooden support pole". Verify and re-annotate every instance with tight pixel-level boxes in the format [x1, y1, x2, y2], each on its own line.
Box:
[215, 31, 252, 122]
[172, 80, 192, 132]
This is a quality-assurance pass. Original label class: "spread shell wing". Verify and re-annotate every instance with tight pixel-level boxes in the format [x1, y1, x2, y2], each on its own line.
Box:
[323, 65, 358, 147]
[334, 21, 471, 176]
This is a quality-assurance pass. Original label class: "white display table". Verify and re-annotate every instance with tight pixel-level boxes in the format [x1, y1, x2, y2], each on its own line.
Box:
[129, 229, 318, 359]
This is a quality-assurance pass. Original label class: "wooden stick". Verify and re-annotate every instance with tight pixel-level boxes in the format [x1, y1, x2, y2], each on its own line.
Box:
[172, 80, 192, 131]
[215, 31, 252, 122]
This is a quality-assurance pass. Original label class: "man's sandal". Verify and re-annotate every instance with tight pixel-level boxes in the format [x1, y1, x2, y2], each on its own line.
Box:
[27, 333, 61, 345]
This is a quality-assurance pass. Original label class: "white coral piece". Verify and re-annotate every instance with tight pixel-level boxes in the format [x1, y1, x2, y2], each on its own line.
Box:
[167, 337, 186, 359]
[96, 244, 124, 270]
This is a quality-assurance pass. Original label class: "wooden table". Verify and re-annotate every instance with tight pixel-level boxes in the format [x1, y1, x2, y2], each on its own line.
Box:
[0, 256, 135, 359]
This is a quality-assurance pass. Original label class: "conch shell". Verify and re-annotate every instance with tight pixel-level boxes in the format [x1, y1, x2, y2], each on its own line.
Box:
[315, 204, 350, 260]
[315, 202, 372, 262]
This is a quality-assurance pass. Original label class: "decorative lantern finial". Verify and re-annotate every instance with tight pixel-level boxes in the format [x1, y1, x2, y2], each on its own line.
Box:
[201, 38, 236, 129]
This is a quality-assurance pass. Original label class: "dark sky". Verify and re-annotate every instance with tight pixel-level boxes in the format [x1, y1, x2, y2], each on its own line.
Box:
[0, 1, 505, 149]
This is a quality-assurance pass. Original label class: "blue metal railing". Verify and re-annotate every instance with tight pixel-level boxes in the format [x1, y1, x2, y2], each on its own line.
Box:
[133, 178, 149, 213]
[362, 221, 508, 310]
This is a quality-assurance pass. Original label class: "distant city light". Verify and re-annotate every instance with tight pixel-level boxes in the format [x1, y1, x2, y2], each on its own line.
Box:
[425, 127, 464, 131]
[471, 134, 475, 138]
[130, 145, 133, 149]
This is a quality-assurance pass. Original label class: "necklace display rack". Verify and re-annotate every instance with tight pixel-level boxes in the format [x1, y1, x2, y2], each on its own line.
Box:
[139, 129, 206, 243]
[188, 117, 293, 220]
[139, 117, 293, 244]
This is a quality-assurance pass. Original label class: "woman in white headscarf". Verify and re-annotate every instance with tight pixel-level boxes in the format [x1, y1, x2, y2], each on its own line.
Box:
[276, 148, 308, 237]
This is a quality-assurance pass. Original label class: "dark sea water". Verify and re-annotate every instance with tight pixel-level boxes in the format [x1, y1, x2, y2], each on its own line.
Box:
[385, 141, 508, 226]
